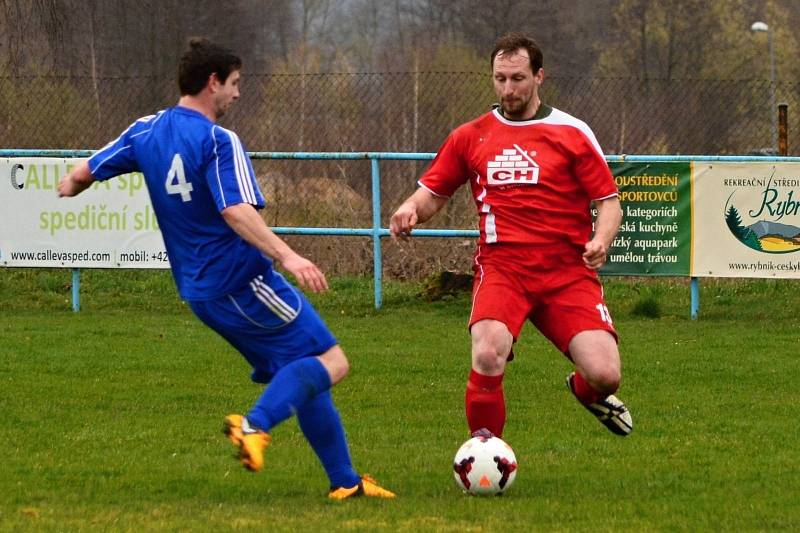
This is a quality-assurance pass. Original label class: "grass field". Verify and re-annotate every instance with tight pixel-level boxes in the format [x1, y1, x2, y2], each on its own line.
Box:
[1, 269, 799, 531]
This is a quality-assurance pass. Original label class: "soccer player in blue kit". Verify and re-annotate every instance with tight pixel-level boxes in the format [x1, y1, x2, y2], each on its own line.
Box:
[57, 38, 394, 500]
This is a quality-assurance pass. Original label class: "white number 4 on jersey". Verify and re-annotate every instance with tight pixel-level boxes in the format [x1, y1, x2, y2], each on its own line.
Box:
[165, 153, 194, 202]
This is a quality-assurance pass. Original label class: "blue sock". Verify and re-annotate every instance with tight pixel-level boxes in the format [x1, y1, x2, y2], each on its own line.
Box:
[296, 390, 361, 489]
[246, 357, 331, 432]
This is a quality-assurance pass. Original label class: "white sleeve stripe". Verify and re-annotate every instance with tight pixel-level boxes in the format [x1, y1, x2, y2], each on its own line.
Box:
[211, 127, 228, 208]
[91, 123, 142, 171]
[593, 192, 619, 201]
[225, 128, 257, 204]
[230, 132, 247, 200]
[417, 181, 450, 198]
[94, 120, 140, 153]
[91, 112, 166, 176]
[240, 139, 260, 203]
[233, 130, 253, 203]
[92, 112, 160, 158]
[234, 134, 257, 204]
[130, 112, 163, 139]
[91, 145, 131, 174]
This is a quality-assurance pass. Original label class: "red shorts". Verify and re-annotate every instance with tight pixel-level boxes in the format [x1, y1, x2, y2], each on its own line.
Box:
[469, 243, 618, 355]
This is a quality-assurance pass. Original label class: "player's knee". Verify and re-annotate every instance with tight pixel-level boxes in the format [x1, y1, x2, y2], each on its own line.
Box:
[588, 366, 620, 395]
[334, 354, 350, 380]
[318, 345, 349, 384]
[336, 355, 350, 382]
[471, 321, 512, 374]
[472, 342, 508, 374]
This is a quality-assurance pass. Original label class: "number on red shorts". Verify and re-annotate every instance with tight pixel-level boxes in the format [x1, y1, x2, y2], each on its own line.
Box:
[595, 303, 613, 324]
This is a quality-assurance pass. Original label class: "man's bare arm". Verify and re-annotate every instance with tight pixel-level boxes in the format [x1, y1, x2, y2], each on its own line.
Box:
[389, 187, 449, 241]
[583, 196, 622, 270]
[222, 203, 328, 292]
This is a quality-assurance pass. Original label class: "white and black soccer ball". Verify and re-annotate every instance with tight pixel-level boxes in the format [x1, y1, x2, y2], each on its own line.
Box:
[453, 435, 518, 495]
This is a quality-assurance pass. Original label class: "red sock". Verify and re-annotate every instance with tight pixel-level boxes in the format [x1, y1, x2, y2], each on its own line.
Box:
[571, 371, 604, 405]
[465, 369, 506, 437]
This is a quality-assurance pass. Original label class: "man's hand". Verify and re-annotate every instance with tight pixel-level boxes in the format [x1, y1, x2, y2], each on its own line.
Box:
[58, 161, 94, 197]
[582, 239, 608, 270]
[58, 174, 83, 197]
[586, 196, 621, 270]
[389, 202, 419, 242]
[221, 203, 328, 293]
[390, 187, 449, 241]
[281, 253, 329, 293]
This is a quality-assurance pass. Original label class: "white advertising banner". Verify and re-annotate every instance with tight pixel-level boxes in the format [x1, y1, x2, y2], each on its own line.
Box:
[692, 162, 800, 278]
[0, 158, 169, 268]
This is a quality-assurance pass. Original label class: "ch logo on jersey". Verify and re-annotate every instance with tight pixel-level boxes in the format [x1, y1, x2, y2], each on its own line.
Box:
[486, 144, 539, 186]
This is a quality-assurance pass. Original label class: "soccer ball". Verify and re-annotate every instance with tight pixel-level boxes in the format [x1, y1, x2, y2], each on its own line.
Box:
[453, 435, 518, 495]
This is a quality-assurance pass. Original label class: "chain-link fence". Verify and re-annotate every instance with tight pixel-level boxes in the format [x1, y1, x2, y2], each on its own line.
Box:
[2, 73, 798, 278]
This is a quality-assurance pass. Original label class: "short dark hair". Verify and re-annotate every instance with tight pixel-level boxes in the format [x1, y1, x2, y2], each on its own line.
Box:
[178, 37, 242, 96]
[491, 32, 543, 73]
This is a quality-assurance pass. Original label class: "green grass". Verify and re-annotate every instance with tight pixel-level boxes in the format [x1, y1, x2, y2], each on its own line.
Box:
[1, 269, 799, 531]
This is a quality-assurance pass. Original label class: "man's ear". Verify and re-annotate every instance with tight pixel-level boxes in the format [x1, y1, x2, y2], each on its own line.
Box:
[207, 72, 221, 92]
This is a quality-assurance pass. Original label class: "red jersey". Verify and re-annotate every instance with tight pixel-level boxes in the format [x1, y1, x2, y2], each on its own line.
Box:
[419, 105, 617, 248]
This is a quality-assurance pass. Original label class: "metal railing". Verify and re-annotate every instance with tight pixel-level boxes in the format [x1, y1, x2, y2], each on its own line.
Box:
[5, 149, 800, 317]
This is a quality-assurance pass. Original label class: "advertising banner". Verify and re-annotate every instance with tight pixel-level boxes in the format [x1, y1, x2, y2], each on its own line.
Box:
[0, 158, 168, 268]
[602, 162, 692, 275]
[3, 157, 800, 280]
[692, 162, 800, 277]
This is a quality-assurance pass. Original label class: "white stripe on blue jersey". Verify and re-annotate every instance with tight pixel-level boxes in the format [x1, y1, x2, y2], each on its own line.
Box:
[211, 127, 228, 207]
[251, 276, 298, 322]
[218, 126, 257, 205]
[91, 145, 132, 174]
[130, 112, 165, 139]
[91, 113, 161, 174]
[232, 130, 256, 204]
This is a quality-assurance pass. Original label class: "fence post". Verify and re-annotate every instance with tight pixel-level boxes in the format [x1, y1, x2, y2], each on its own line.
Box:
[370, 158, 383, 309]
[72, 268, 81, 312]
[690, 277, 699, 319]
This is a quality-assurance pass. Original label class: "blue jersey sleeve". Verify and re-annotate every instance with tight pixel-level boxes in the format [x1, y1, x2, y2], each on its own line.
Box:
[207, 125, 265, 211]
[88, 114, 158, 181]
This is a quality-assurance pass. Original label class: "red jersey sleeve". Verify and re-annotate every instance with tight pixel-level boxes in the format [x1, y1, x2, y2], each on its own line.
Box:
[571, 128, 618, 200]
[418, 130, 470, 197]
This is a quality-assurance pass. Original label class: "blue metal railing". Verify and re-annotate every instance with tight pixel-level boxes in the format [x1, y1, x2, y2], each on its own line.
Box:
[245, 152, 444, 310]
[5, 149, 800, 316]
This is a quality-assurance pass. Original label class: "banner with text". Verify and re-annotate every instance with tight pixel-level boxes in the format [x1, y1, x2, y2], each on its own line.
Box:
[601, 162, 692, 275]
[692, 162, 800, 278]
[3, 158, 800, 279]
[0, 158, 168, 268]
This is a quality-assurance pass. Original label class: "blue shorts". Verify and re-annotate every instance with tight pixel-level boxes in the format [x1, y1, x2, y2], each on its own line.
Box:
[188, 269, 338, 384]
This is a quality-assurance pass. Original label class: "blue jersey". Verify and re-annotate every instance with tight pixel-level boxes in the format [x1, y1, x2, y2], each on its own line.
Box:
[89, 106, 271, 300]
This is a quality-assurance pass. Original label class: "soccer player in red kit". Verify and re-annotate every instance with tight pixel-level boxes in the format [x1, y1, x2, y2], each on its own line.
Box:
[390, 32, 632, 438]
